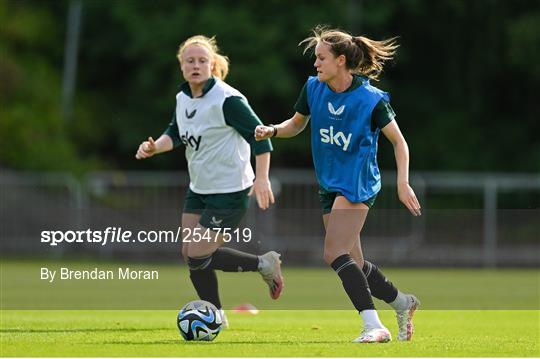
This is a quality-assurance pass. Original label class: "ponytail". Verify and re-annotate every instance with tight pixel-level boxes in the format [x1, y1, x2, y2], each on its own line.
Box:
[352, 36, 398, 80]
[300, 25, 398, 80]
[212, 53, 229, 80]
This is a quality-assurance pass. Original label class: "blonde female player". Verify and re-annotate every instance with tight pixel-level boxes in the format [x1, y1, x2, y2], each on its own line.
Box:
[136, 35, 284, 327]
[255, 27, 420, 343]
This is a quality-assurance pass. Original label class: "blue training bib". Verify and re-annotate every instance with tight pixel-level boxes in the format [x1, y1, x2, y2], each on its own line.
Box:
[307, 76, 389, 202]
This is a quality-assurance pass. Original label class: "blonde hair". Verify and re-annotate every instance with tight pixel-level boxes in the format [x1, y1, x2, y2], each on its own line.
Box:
[300, 26, 399, 80]
[177, 35, 230, 80]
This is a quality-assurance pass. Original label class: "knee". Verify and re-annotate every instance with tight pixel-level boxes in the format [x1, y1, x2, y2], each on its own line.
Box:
[322, 251, 333, 265]
[186, 235, 221, 259]
[323, 248, 345, 266]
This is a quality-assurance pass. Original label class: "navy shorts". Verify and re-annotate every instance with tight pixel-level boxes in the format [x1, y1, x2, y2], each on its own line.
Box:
[318, 186, 377, 215]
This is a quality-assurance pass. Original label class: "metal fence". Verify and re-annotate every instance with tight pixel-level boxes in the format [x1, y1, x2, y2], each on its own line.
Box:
[1, 170, 539, 267]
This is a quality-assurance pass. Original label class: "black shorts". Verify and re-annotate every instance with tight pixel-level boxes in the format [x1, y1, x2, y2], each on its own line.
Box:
[318, 186, 377, 215]
[183, 187, 251, 229]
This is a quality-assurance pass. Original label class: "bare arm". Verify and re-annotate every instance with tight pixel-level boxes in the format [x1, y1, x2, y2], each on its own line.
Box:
[381, 120, 422, 216]
[248, 152, 275, 210]
[254, 112, 309, 140]
[135, 134, 174, 159]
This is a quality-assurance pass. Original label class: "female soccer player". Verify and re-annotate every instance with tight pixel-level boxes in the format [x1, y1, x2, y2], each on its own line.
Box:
[136, 35, 284, 327]
[255, 27, 420, 343]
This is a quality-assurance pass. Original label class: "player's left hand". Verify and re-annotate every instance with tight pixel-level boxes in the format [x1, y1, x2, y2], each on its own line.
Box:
[398, 182, 422, 216]
[249, 178, 275, 210]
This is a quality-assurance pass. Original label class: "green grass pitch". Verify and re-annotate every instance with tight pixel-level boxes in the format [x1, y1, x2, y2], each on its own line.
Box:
[1, 261, 539, 357]
[1, 309, 539, 357]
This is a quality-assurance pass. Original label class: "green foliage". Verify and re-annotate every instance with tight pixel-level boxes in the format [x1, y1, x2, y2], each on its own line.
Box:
[0, 0, 96, 173]
[1, 0, 539, 172]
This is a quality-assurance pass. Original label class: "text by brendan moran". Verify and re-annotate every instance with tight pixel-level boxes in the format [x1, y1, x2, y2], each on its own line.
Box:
[40, 267, 159, 282]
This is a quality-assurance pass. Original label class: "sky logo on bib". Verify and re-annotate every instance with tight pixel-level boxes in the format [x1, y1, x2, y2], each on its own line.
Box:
[185, 109, 197, 119]
[180, 131, 202, 151]
[320, 126, 352, 151]
[328, 102, 345, 119]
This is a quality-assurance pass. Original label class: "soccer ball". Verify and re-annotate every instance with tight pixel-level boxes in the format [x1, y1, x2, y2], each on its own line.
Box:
[177, 300, 222, 341]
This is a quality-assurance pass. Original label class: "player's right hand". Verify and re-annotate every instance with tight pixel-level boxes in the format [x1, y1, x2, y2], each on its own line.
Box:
[135, 136, 157, 159]
[254, 125, 274, 141]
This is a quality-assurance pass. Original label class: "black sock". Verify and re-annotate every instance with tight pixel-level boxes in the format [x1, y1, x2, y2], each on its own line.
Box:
[210, 247, 259, 272]
[331, 254, 375, 312]
[189, 268, 222, 309]
[362, 260, 398, 303]
[187, 248, 259, 273]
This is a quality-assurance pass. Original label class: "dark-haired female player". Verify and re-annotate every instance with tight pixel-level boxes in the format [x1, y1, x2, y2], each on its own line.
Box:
[256, 27, 420, 343]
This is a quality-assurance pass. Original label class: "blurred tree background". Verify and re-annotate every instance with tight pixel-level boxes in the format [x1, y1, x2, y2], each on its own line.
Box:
[1, 0, 539, 174]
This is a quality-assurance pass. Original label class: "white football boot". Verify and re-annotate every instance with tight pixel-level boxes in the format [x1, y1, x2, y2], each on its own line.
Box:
[218, 309, 229, 329]
[352, 327, 392, 343]
[258, 251, 284, 299]
[396, 294, 420, 341]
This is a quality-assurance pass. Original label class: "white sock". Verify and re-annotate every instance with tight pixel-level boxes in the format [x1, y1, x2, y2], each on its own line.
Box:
[360, 309, 385, 329]
[389, 291, 409, 311]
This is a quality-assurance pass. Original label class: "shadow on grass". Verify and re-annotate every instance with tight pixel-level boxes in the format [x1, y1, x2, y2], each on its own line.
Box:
[1, 328, 169, 333]
[99, 340, 345, 345]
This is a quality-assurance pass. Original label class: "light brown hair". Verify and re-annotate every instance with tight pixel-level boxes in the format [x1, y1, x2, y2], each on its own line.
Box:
[177, 35, 229, 80]
[300, 26, 399, 80]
